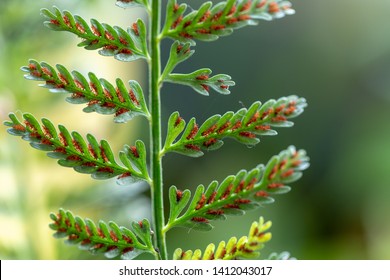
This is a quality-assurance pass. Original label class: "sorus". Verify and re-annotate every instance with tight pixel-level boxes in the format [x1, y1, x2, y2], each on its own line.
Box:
[75, 22, 86, 34]
[132, 23, 139, 36]
[185, 144, 201, 151]
[119, 49, 133, 55]
[130, 146, 139, 158]
[128, 89, 139, 105]
[207, 191, 217, 204]
[118, 172, 131, 179]
[203, 138, 217, 148]
[91, 25, 101, 36]
[191, 217, 209, 223]
[281, 169, 294, 178]
[239, 131, 256, 138]
[119, 37, 128, 46]
[116, 88, 125, 103]
[195, 194, 207, 210]
[196, 75, 209, 80]
[174, 116, 183, 127]
[268, 2, 281, 14]
[221, 184, 233, 200]
[62, 16, 71, 27]
[202, 124, 217, 136]
[176, 190, 183, 202]
[97, 167, 114, 174]
[12, 124, 26, 132]
[255, 190, 268, 197]
[186, 124, 199, 140]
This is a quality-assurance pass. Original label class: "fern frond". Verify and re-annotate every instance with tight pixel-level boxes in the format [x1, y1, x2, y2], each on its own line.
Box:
[49, 209, 157, 259]
[161, 42, 235, 95]
[161, 0, 294, 45]
[163, 96, 306, 157]
[41, 7, 148, 62]
[4, 113, 151, 185]
[164, 146, 309, 231]
[161, 41, 195, 81]
[160, 41, 235, 95]
[22, 60, 150, 123]
[173, 217, 271, 260]
[165, 68, 235, 96]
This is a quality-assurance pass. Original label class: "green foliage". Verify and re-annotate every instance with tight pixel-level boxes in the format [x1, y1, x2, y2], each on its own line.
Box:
[161, 41, 194, 78]
[163, 96, 306, 157]
[173, 217, 272, 260]
[49, 209, 157, 259]
[41, 6, 149, 62]
[4, 113, 150, 185]
[165, 146, 309, 231]
[161, 41, 235, 96]
[165, 68, 235, 96]
[162, 0, 295, 45]
[22, 60, 150, 123]
[4, 0, 308, 260]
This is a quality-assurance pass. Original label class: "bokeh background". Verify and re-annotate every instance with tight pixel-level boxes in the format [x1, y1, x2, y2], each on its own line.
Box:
[1, 0, 390, 260]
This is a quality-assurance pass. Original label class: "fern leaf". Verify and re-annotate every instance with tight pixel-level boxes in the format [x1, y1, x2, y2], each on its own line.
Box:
[173, 217, 272, 260]
[162, 0, 295, 45]
[161, 41, 194, 80]
[4, 113, 151, 185]
[164, 146, 309, 231]
[41, 7, 148, 62]
[49, 209, 157, 259]
[160, 41, 234, 95]
[163, 96, 306, 157]
[21, 60, 150, 123]
[165, 68, 235, 96]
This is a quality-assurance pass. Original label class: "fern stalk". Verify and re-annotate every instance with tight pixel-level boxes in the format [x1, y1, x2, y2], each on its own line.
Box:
[149, 0, 167, 260]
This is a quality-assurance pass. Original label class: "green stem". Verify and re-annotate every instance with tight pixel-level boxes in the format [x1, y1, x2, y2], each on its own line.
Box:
[149, 0, 167, 260]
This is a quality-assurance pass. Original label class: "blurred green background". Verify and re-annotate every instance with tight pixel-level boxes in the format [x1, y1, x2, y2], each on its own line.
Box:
[1, 0, 390, 260]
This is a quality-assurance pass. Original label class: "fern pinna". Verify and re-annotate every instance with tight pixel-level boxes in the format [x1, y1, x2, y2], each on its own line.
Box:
[4, 0, 308, 260]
